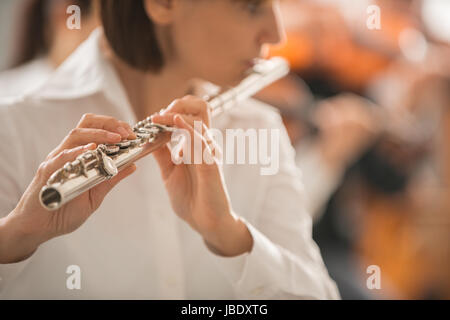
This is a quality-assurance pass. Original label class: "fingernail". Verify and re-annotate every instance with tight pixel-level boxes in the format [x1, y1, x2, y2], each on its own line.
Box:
[117, 127, 129, 138]
[85, 143, 96, 149]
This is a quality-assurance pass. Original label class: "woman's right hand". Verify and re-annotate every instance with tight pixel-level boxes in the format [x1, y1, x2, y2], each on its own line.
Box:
[0, 114, 137, 263]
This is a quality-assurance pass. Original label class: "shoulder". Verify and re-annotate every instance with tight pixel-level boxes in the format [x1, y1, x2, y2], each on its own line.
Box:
[0, 59, 53, 97]
[0, 95, 49, 122]
[0, 97, 39, 151]
[0, 98, 31, 189]
[0, 96, 28, 120]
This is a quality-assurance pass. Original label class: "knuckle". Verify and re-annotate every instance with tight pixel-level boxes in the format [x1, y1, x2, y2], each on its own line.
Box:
[105, 115, 116, 123]
[185, 95, 205, 106]
[69, 128, 81, 136]
[37, 162, 48, 176]
[81, 113, 94, 122]
[119, 120, 130, 128]
[182, 94, 195, 100]
[61, 149, 71, 158]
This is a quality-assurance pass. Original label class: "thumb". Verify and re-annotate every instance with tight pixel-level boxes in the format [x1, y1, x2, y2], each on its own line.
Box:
[153, 145, 176, 181]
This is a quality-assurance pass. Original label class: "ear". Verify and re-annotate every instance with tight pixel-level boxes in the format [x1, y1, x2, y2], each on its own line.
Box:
[143, 0, 177, 25]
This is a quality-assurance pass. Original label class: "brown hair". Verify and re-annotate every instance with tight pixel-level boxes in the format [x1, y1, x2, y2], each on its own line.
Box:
[11, 0, 93, 68]
[100, 0, 164, 72]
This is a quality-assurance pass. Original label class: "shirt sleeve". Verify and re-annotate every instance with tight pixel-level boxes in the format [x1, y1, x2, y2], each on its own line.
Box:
[0, 102, 34, 292]
[205, 109, 341, 300]
[296, 141, 344, 222]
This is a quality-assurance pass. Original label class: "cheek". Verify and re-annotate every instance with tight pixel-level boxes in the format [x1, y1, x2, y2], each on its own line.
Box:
[174, 28, 242, 83]
[172, 13, 257, 85]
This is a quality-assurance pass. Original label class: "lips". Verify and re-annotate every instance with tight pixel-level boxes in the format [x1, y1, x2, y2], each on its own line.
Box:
[245, 59, 255, 67]
[244, 58, 259, 69]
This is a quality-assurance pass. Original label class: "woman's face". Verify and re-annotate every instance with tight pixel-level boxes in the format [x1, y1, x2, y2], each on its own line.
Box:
[156, 0, 285, 86]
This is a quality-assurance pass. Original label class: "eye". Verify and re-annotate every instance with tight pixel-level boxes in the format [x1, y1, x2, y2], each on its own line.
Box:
[246, 1, 263, 15]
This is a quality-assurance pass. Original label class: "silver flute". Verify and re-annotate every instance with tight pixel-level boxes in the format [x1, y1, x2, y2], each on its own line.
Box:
[40, 57, 290, 210]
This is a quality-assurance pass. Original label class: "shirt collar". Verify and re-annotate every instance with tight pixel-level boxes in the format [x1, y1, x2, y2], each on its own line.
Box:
[29, 29, 128, 107]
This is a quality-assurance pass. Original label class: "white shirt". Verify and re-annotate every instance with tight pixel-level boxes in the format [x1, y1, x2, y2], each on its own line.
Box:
[0, 58, 53, 97]
[295, 141, 344, 222]
[0, 29, 340, 300]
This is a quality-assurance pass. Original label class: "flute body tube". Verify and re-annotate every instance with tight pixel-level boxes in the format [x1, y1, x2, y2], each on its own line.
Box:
[39, 57, 290, 210]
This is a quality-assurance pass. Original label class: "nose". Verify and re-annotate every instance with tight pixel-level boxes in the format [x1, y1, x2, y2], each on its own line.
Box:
[257, 1, 286, 47]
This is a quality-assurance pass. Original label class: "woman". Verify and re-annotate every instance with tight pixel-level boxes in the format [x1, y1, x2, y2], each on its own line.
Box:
[0, 0, 339, 299]
[0, 0, 98, 97]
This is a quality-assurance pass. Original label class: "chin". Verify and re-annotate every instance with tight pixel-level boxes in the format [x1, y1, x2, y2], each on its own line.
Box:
[202, 68, 248, 88]
[204, 77, 237, 89]
[224, 72, 250, 87]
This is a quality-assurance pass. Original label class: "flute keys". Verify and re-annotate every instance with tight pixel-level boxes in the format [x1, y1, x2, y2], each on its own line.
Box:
[129, 138, 143, 147]
[136, 128, 157, 142]
[97, 147, 118, 178]
[142, 125, 160, 135]
[134, 120, 147, 129]
[115, 140, 132, 149]
[109, 145, 120, 154]
[63, 162, 73, 172]
[102, 155, 118, 177]
[146, 123, 176, 133]
[136, 132, 151, 140]
[104, 145, 120, 155]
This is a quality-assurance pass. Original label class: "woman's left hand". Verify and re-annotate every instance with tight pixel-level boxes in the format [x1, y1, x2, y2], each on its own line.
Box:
[151, 96, 253, 257]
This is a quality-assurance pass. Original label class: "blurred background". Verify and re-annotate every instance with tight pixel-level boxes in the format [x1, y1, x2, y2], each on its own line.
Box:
[0, 0, 449, 299]
[0, 0, 20, 70]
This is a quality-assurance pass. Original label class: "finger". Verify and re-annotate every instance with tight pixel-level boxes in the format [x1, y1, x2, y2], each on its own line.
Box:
[152, 145, 176, 180]
[150, 113, 176, 127]
[47, 128, 122, 161]
[164, 96, 204, 115]
[77, 114, 133, 139]
[163, 96, 211, 126]
[42, 143, 97, 181]
[151, 113, 201, 130]
[63, 128, 123, 149]
[89, 164, 137, 211]
[118, 120, 137, 139]
[174, 115, 216, 168]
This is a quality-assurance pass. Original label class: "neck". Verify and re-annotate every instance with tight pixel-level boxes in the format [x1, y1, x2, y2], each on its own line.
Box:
[108, 52, 194, 121]
[49, 31, 88, 67]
